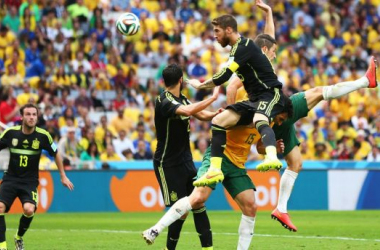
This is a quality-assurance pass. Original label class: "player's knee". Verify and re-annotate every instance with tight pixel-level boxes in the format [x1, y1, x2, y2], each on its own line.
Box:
[23, 204, 35, 216]
[190, 193, 207, 208]
[287, 158, 303, 173]
[0, 202, 6, 213]
[241, 200, 257, 217]
[211, 114, 222, 126]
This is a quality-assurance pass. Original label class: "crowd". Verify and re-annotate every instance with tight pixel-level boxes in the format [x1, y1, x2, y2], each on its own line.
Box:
[1, 0, 380, 170]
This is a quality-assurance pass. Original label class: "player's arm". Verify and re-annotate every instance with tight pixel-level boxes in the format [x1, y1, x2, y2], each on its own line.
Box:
[176, 87, 220, 117]
[256, 0, 275, 39]
[257, 139, 284, 154]
[189, 44, 250, 89]
[226, 76, 243, 105]
[54, 153, 74, 191]
[193, 108, 224, 121]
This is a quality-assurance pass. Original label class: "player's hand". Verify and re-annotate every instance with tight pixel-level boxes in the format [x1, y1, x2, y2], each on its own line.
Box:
[211, 86, 220, 100]
[188, 79, 202, 89]
[276, 139, 284, 153]
[61, 176, 74, 191]
[256, 0, 272, 13]
[217, 108, 224, 114]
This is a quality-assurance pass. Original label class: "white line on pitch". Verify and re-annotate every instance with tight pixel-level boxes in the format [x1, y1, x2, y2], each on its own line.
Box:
[18, 228, 380, 242]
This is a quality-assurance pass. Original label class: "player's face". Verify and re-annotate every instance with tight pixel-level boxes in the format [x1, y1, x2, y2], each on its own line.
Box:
[213, 25, 230, 48]
[22, 107, 38, 128]
[263, 44, 278, 61]
[273, 112, 288, 126]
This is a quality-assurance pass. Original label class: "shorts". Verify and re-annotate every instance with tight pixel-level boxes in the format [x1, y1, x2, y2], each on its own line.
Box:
[196, 148, 255, 198]
[153, 161, 197, 207]
[0, 179, 38, 213]
[273, 92, 309, 156]
[227, 88, 286, 125]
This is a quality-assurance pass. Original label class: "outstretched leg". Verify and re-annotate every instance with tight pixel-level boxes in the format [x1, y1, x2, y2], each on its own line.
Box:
[0, 202, 6, 250]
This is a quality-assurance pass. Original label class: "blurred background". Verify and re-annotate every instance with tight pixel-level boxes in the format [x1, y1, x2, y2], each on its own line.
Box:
[0, 0, 380, 170]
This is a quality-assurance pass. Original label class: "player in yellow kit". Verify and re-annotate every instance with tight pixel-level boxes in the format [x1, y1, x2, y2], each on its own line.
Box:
[142, 87, 287, 250]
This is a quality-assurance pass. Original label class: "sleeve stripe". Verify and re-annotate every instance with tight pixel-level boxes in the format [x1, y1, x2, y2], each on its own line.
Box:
[36, 127, 53, 144]
[0, 126, 21, 139]
[228, 61, 239, 72]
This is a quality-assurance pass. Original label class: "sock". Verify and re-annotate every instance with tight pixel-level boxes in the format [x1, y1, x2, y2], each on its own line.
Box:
[0, 241, 6, 249]
[256, 121, 276, 148]
[0, 214, 6, 243]
[322, 77, 368, 100]
[166, 219, 185, 250]
[277, 169, 298, 213]
[237, 214, 255, 250]
[210, 124, 226, 169]
[17, 213, 34, 238]
[154, 197, 192, 233]
[193, 207, 212, 248]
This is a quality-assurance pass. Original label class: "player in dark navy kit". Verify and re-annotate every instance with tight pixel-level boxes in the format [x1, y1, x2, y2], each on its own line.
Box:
[142, 64, 220, 250]
[188, 14, 293, 187]
[0, 104, 74, 250]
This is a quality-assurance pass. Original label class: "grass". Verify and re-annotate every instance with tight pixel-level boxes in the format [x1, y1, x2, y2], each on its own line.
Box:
[3, 210, 380, 249]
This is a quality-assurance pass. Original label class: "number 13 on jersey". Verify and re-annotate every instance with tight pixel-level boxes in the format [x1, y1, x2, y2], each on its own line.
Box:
[19, 155, 28, 167]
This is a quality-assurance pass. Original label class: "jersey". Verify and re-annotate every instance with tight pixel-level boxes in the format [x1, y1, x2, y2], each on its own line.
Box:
[224, 87, 260, 169]
[0, 126, 57, 182]
[154, 91, 192, 168]
[212, 36, 282, 100]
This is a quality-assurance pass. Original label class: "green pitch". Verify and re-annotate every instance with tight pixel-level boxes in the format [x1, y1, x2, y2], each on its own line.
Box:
[3, 211, 380, 249]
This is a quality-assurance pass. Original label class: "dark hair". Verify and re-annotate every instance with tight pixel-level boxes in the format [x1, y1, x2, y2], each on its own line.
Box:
[20, 103, 38, 116]
[162, 64, 183, 88]
[283, 94, 293, 119]
[87, 141, 99, 156]
[211, 15, 238, 32]
[254, 34, 277, 50]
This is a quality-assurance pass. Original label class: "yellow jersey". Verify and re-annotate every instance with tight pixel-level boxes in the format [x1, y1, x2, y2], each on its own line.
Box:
[224, 87, 261, 169]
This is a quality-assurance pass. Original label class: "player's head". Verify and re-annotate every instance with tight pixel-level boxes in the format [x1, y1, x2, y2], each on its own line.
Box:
[20, 103, 38, 129]
[254, 34, 277, 60]
[211, 15, 238, 47]
[162, 64, 184, 89]
[273, 95, 293, 126]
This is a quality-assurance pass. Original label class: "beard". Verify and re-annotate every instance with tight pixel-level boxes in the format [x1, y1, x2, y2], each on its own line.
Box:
[220, 36, 230, 48]
[24, 120, 36, 129]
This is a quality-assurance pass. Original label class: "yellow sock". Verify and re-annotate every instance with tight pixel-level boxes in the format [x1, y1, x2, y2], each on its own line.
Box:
[210, 157, 222, 170]
[202, 247, 213, 250]
[265, 146, 278, 160]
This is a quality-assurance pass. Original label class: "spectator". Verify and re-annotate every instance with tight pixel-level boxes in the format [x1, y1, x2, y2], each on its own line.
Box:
[133, 140, 152, 160]
[110, 106, 134, 134]
[112, 129, 135, 160]
[100, 144, 121, 161]
[57, 126, 80, 167]
[80, 141, 100, 162]
[367, 147, 380, 162]
[192, 138, 209, 161]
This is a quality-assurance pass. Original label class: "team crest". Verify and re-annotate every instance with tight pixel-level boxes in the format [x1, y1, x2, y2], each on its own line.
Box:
[12, 138, 18, 146]
[32, 138, 40, 149]
[170, 191, 178, 202]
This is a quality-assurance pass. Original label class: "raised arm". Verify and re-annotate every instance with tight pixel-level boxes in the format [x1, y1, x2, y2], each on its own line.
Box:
[256, 0, 275, 39]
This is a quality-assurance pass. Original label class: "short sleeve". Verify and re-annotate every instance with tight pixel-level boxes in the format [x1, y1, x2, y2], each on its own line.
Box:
[43, 133, 58, 157]
[0, 130, 9, 150]
[160, 92, 181, 118]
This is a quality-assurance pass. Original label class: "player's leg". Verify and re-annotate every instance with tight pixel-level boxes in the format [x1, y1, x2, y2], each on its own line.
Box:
[0, 202, 6, 250]
[0, 180, 19, 250]
[142, 187, 213, 245]
[316, 56, 377, 107]
[222, 154, 256, 250]
[16, 183, 38, 250]
[196, 109, 241, 186]
[184, 162, 212, 249]
[15, 202, 35, 250]
[271, 146, 300, 232]
[254, 89, 290, 171]
[234, 190, 257, 250]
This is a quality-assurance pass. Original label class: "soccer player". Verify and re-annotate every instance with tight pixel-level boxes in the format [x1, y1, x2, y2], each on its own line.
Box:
[228, 0, 379, 232]
[0, 103, 74, 250]
[143, 64, 220, 250]
[142, 86, 289, 250]
[189, 14, 288, 187]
